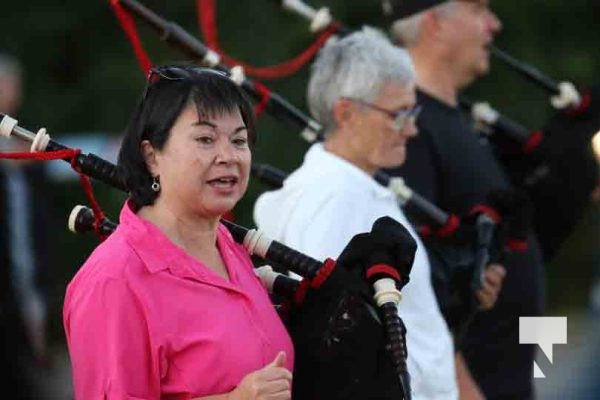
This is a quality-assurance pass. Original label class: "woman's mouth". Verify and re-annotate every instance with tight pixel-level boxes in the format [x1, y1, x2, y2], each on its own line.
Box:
[207, 176, 239, 189]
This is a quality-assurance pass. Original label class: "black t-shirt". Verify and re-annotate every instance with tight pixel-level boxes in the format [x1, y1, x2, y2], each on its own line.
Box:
[386, 90, 545, 399]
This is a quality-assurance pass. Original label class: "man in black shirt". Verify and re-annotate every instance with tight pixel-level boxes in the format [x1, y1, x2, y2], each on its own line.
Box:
[384, 1, 545, 399]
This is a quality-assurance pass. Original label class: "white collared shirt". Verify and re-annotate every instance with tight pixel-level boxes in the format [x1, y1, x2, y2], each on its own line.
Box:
[254, 143, 458, 400]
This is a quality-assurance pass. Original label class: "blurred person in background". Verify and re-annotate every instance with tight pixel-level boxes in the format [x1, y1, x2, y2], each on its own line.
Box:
[0, 52, 52, 395]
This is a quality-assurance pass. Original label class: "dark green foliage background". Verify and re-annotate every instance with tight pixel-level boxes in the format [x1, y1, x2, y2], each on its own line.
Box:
[1, 0, 599, 345]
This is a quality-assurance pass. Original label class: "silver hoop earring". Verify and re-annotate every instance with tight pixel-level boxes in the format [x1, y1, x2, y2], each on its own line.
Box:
[151, 176, 161, 192]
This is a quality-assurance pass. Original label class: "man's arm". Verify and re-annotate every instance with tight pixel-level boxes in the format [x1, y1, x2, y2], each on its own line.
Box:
[455, 351, 485, 400]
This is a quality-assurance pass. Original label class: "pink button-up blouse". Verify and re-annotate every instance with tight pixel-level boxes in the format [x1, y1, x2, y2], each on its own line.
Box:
[63, 201, 294, 399]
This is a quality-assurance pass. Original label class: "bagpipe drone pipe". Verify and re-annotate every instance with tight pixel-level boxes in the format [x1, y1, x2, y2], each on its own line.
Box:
[273, 0, 600, 261]
[0, 113, 416, 399]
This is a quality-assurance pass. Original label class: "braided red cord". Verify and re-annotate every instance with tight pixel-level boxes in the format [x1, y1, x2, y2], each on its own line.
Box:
[109, 0, 153, 74]
[197, 0, 340, 80]
[310, 258, 336, 290]
[0, 149, 76, 161]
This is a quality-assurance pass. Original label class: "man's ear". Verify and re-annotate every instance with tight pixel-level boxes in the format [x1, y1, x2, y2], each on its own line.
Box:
[332, 98, 355, 130]
[422, 8, 444, 40]
[140, 140, 159, 176]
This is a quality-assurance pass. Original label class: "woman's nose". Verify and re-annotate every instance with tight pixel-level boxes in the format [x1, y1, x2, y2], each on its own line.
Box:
[214, 140, 238, 164]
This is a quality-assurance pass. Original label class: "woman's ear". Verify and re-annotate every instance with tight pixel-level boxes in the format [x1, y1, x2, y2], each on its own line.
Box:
[140, 140, 159, 176]
[332, 98, 355, 130]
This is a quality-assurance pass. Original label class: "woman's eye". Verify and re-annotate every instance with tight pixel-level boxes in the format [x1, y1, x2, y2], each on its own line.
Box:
[232, 137, 248, 147]
[196, 136, 214, 144]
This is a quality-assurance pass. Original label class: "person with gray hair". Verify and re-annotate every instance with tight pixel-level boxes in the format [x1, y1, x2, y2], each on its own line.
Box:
[382, 1, 546, 399]
[254, 27, 458, 399]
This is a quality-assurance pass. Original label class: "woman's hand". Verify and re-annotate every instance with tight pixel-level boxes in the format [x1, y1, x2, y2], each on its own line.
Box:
[230, 352, 292, 400]
[476, 264, 506, 310]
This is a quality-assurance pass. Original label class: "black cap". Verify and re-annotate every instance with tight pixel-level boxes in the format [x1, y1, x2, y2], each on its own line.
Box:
[382, 0, 448, 21]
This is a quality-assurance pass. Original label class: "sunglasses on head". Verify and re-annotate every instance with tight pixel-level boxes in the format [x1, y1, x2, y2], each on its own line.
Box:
[142, 66, 229, 101]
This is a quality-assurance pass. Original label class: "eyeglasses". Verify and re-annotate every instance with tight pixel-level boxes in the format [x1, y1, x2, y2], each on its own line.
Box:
[342, 97, 422, 132]
[142, 66, 229, 101]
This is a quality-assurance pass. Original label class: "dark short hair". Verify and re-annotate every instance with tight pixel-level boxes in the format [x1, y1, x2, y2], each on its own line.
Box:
[118, 65, 256, 207]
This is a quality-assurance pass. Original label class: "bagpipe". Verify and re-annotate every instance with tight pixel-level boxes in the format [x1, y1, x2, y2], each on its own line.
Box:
[0, 112, 416, 399]
[481, 44, 599, 171]
[248, 158, 533, 341]
[484, 46, 600, 260]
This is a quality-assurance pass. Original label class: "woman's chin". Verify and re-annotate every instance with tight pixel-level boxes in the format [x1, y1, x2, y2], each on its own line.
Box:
[205, 202, 238, 220]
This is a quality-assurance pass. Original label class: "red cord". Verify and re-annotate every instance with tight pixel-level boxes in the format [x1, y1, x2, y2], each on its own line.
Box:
[197, 0, 340, 80]
[0, 149, 76, 161]
[469, 205, 501, 224]
[252, 81, 272, 116]
[522, 131, 543, 153]
[109, 0, 153, 74]
[310, 258, 336, 290]
[0, 149, 108, 241]
[436, 214, 461, 237]
[567, 90, 592, 117]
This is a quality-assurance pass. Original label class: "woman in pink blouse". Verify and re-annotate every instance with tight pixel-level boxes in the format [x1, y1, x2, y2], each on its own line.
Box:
[63, 65, 294, 400]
